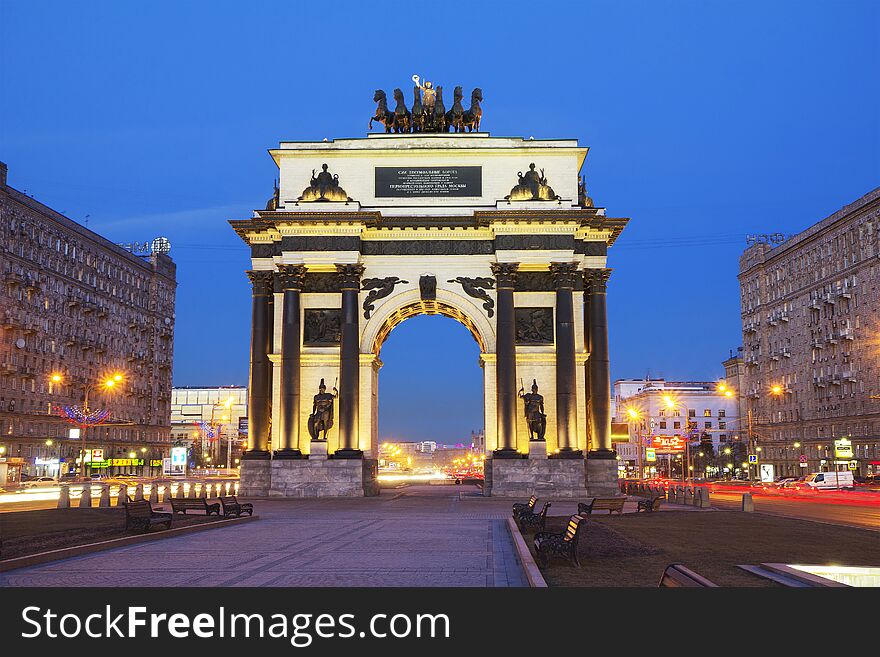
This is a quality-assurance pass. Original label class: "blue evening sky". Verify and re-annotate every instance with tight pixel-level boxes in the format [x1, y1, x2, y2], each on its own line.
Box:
[1, 1, 877, 442]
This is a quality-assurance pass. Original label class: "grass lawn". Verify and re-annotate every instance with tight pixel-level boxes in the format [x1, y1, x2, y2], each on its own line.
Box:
[0, 508, 226, 560]
[526, 511, 880, 587]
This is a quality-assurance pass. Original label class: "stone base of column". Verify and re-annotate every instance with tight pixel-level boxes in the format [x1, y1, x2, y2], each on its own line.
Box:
[273, 448, 304, 460]
[587, 448, 617, 460]
[492, 447, 522, 459]
[553, 448, 584, 459]
[585, 458, 620, 497]
[241, 449, 271, 461]
[332, 448, 363, 459]
[483, 458, 588, 498]
[267, 458, 377, 497]
[239, 459, 271, 497]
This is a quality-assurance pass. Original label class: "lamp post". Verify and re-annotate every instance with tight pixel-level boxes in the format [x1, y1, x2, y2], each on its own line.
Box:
[51, 372, 124, 479]
[626, 407, 644, 480]
[662, 396, 692, 487]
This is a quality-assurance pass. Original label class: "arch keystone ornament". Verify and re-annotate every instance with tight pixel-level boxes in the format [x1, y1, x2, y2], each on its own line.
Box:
[232, 99, 629, 497]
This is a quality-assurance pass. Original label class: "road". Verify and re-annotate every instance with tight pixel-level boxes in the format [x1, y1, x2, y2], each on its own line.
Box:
[709, 490, 880, 530]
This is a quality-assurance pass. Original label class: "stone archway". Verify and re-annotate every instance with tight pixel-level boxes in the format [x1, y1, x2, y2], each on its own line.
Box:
[232, 130, 629, 498]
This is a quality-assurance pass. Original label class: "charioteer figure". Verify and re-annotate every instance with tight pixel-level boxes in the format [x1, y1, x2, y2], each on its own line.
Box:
[413, 75, 436, 111]
[307, 378, 338, 441]
[519, 379, 547, 441]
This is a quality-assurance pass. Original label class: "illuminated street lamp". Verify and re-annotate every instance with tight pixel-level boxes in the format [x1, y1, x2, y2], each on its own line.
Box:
[50, 371, 125, 478]
[625, 407, 645, 480]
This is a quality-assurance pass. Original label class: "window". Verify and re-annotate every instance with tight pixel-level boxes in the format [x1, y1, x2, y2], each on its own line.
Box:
[705, 422, 712, 429]
[659, 422, 667, 429]
[673, 422, 681, 430]
[719, 410, 726, 418]
[719, 422, 726, 430]
[703, 409, 711, 417]
[658, 409, 666, 417]
[688, 409, 696, 418]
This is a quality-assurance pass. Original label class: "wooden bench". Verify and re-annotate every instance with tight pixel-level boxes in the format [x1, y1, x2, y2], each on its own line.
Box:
[220, 495, 254, 518]
[578, 497, 626, 516]
[637, 496, 663, 513]
[123, 499, 173, 533]
[534, 514, 586, 568]
[171, 497, 221, 516]
[512, 495, 538, 520]
[517, 501, 551, 533]
[658, 563, 718, 587]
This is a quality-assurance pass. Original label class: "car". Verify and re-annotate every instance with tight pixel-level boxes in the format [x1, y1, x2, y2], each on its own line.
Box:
[22, 476, 59, 488]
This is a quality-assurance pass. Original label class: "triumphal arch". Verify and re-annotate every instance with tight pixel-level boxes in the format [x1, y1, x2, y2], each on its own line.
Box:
[231, 85, 628, 497]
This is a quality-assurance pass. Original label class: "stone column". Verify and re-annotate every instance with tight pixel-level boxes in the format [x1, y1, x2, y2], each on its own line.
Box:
[583, 279, 592, 451]
[336, 263, 365, 458]
[491, 262, 520, 458]
[275, 265, 306, 459]
[587, 268, 614, 458]
[551, 262, 581, 457]
[243, 270, 273, 459]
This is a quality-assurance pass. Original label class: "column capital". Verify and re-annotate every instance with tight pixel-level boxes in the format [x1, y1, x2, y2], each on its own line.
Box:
[550, 262, 580, 289]
[585, 268, 612, 294]
[336, 263, 365, 290]
[246, 270, 275, 296]
[277, 264, 307, 291]
[490, 262, 519, 288]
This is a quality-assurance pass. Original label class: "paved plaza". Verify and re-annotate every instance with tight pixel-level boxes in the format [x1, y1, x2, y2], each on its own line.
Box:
[1, 485, 535, 587]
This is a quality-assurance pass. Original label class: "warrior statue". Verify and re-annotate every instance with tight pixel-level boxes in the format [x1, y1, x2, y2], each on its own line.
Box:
[519, 379, 547, 441]
[307, 378, 338, 441]
[298, 164, 351, 202]
[506, 163, 560, 201]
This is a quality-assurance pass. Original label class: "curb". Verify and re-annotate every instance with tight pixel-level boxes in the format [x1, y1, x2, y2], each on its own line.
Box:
[505, 517, 547, 588]
[0, 515, 259, 573]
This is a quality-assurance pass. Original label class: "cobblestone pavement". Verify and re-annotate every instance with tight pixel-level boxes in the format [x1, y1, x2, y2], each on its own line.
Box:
[1, 484, 531, 587]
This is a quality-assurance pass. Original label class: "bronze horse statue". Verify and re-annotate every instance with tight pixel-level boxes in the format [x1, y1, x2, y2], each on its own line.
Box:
[392, 88, 411, 134]
[411, 86, 425, 133]
[446, 86, 465, 132]
[432, 86, 447, 133]
[369, 90, 394, 132]
[462, 88, 483, 132]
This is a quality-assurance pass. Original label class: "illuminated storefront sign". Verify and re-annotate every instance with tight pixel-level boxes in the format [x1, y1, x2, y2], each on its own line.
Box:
[645, 448, 656, 462]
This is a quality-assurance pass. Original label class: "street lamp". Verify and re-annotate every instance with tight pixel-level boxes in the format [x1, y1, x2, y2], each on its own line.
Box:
[625, 407, 645, 480]
[663, 395, 693, 486]
[50, 372, 125, 479]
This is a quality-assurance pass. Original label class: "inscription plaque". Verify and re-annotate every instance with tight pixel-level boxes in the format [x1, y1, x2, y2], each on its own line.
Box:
[375, 166, 482, 198]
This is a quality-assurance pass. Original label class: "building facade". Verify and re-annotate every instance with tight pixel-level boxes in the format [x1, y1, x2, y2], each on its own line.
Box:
[170, 386, 247, 467]
[613, 379, 740, 478]
[0, 162, 177, 479]
[738, 187, 880, 477]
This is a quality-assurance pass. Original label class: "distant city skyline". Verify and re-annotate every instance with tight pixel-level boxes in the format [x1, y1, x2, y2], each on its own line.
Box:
[2, 1, 877, 441]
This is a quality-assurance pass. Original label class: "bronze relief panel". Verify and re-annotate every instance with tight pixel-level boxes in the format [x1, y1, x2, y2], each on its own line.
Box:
[303, 309, 342, 346]
[514, 307, 554, 344]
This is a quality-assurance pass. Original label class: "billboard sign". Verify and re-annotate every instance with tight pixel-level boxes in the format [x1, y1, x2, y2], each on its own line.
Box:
[170, 446, 187, 476]
[759, 463, 775, 482]
[651, 436, 686, 452]
[834, 438, 853, 460]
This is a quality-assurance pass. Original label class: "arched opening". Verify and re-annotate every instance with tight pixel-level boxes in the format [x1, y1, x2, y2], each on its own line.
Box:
[376, 312, 485, 491]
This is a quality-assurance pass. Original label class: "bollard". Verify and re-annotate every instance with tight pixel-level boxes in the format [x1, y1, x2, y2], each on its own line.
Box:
[187, 482, 196, 498]
[162, 482, 172, 503]
[176, 482, 186, 499]
[149, 483, 159, 503]
[79, 484, 92, 508]
[99, 484, 111, 507]
[199, 483, 207, 498]
[742, 492, 754, 512]
[134, 483, 145, 501]
[117, 484, 128, 505]
[666, 487, 674, 504]
[57, 484, 70, 509]
[698, 487, 710, 509]
[684, 488, 694, 506]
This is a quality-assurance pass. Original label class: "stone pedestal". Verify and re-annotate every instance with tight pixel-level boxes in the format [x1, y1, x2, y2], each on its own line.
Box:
[585, 458, 619, 497]
[484, 458, 587, 498]
[239, 459, 271, 497]
[269, 458, 376, 497]
[528, 441, 548, 459]
[310, 441, 328, 460]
